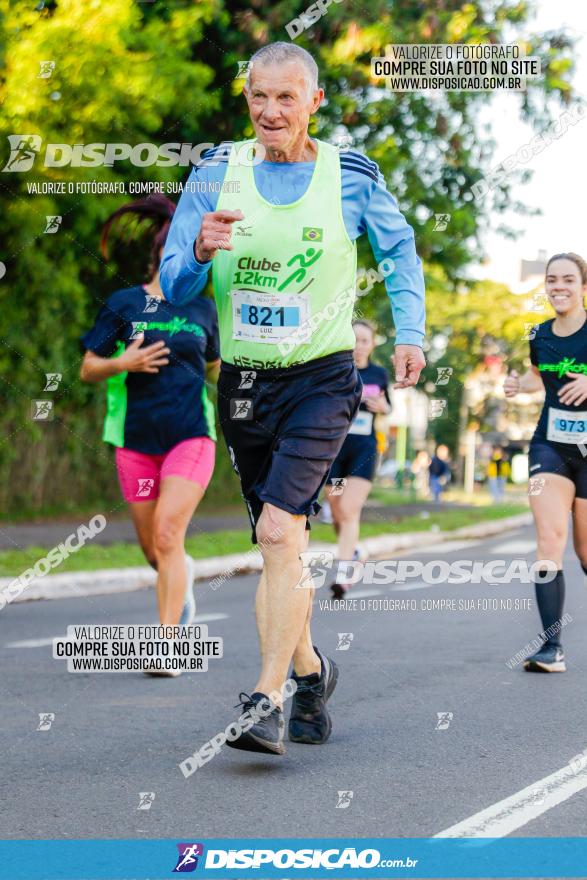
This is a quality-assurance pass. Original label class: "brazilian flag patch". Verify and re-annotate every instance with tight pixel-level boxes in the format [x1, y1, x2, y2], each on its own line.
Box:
[302, 227, 323, 242]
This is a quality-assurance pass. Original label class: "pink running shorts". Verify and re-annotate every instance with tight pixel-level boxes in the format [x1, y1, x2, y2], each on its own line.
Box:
[115, 437, 216, 503]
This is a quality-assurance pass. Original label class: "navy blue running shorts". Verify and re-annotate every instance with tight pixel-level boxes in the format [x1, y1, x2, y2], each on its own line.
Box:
[217, 351, 362, 543]
[327, 433, 378, 483]
[529, 440, 587, 499]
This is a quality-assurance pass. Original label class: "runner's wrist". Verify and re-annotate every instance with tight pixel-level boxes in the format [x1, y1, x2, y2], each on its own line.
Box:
[112, 355, 128, 375]
[194, 237, 210, 265]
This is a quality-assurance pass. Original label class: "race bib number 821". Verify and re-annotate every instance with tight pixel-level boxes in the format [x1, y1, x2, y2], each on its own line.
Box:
[231, 289, 310, 344]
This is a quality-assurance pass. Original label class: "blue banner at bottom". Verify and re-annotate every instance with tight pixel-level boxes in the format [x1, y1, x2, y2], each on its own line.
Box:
[1, 838, 586, 879]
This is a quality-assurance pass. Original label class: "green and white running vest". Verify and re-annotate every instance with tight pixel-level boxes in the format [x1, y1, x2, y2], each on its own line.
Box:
[212, 139, 357, 369]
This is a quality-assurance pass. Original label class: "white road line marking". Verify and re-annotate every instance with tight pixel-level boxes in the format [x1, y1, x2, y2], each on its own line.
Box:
[394, 539, 484, 557]
[335, 589, 382, 599]
[4, 613, 229, 648]
[434, 757, 587, 838]
[390, 580, 437, 592]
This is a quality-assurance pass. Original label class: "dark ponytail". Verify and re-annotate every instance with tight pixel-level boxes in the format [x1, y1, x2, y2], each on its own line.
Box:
[100, 193, 176, 278]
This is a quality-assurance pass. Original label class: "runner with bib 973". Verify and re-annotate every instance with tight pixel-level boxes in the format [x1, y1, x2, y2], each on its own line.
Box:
[161, 42, 426, 754]
[504, 252, 587, 673]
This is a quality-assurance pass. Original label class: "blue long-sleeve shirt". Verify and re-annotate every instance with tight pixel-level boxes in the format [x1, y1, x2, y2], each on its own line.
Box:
[160, 144, 425, 347]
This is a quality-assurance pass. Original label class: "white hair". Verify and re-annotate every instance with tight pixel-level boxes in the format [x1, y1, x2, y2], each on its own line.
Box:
[245, 42, 319, 96]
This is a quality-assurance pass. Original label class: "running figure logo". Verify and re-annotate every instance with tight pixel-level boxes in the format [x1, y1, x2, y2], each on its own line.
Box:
[37, 60, 55, 78]
[435, 712, 453, 730]
[137, 478, 155, 498]
[296, 551, 334, 590]
[137, 792, 155, 810]
[230, 399, 253, 420]
[336, 791, 354, 809]
[37, 712, 55, 731]
[433, 214, 451, 231]
[435, 367, 452, 386]
[236, 61, 252, 79]
[333, 135, 352, 153]
[44, 373, 62, 391]
[2, 135, 42, 172]
[528, 476, 546, 496]
[238, 371, 256, 389]
[530, 293, 547, 312]
[173, 843, 204, 873]
[336, 633, 354, 652]
[330, 477, 346, 496]
[278, 246, 323, 290]
[44, 215, 62, 234]
[429, 399, 447, 419]
[31, 400, 53, 420]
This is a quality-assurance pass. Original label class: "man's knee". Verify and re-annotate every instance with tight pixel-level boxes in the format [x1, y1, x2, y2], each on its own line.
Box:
[256, 504, 303, 552]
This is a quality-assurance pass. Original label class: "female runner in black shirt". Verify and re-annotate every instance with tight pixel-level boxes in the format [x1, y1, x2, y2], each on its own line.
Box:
[505, 252, 587, 672]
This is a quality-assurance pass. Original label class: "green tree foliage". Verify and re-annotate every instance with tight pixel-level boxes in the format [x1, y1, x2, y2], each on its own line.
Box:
[0, 0, 221, 514]
[0, 0, 579, 515]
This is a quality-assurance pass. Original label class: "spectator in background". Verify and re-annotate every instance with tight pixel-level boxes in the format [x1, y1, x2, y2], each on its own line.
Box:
[429, 444, 451, 503]
[487, 446, 510, 503]
[411, 450, 431, 499]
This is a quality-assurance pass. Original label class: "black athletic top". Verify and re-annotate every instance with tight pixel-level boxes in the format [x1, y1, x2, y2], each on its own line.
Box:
[346, 361, 391, 439]
[529, 315, 587, 448]
[81, 285, 219, 454]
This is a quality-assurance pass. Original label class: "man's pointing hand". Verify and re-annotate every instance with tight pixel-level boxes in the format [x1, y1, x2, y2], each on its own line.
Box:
[195, 209, 245, 263]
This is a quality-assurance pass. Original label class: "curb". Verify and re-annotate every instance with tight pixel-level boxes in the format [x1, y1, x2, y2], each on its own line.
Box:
[4, 512, 533, 604]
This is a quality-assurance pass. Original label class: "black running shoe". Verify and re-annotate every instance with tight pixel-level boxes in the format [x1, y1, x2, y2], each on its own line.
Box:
[331, 582, 350, 600]
[225, 691, 285, 755]
[288, 647, 338, 744]
[524, 643, 566, 673]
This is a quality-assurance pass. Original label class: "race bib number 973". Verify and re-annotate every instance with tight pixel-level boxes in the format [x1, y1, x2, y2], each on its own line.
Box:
[547, 406, 587, 444]
[348, 411, 374, 436]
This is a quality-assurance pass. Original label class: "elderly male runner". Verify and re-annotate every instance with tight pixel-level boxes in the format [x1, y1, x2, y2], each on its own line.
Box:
[161, 42, 426, 756]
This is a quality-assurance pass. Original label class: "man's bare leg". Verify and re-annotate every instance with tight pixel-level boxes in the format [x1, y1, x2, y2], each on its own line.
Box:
[256, 526, 319, 681]
[255, 568, 268, 660]
[291, 529, 320, 676]
[254, 503, 320, 704]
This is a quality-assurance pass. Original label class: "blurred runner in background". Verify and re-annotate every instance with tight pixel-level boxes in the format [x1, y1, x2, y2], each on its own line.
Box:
[326, 319, 391, 598]
[428, 444, 451, 503]
[80, 195, 220, 675]
[487, 446, 510, 503]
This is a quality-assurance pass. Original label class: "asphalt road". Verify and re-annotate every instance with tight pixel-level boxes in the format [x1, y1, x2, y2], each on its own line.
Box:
[2, 523, 587, 842]
[0, 501, 470, 550]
